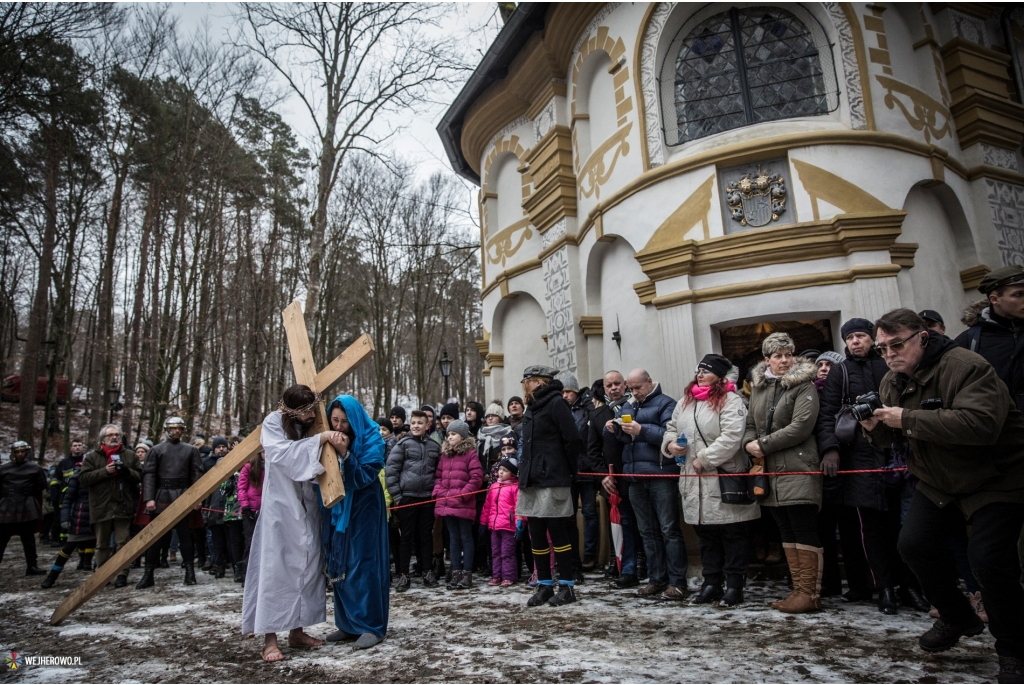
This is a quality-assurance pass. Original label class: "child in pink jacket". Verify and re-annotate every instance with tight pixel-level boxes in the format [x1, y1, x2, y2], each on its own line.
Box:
[480, 455, 520, 587]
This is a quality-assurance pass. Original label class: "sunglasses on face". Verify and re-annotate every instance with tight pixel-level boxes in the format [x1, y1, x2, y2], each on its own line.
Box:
[876, 331, 925, 356]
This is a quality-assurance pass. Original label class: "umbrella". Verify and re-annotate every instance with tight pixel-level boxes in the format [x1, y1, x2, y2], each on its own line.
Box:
[607, 465, 624, 572]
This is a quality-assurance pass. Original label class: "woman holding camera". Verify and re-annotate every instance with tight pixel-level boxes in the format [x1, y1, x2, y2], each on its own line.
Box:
[814, 318, 929, 615]
[744, 332, 822, 614]
[663, 354, 759, 607]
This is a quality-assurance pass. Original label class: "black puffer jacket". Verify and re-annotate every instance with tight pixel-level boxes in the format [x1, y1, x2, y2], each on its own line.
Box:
[815, 347, 890, 510]
[0, 459, 46, 523]
[60, 468, 93, 537]
[955, 301, 1024, 413]
[519, 380, 580, 489]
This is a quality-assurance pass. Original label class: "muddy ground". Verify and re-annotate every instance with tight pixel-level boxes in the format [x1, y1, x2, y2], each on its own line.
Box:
[0, 539, 996, 684]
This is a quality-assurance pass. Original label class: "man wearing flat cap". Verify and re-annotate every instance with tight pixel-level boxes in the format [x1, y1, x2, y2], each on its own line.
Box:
[955, 265, 1024, 413]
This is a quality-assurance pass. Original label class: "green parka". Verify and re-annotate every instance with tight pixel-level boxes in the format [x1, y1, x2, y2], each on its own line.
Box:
[743, 359, 822, 509]
[78, 444, 142, 523]
[866, 332, 1024, 518]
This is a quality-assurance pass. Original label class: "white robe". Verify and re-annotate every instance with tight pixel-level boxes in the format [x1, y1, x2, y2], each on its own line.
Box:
[241, 411, 327, 635]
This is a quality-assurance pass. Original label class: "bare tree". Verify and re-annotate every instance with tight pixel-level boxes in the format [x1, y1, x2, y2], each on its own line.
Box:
[239, 2, 463, 341]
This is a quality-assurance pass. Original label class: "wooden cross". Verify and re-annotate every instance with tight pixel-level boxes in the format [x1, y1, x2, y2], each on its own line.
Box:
[50, 301, 374, 625]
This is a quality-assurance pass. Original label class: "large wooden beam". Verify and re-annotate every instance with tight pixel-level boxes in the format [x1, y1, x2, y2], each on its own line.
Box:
[50, 428, 263, 625]
[282, 301, 343, 507]
[50, 320, 375, 626]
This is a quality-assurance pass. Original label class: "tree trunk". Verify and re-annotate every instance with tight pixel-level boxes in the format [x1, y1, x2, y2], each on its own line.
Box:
[121, 183, 158, 436]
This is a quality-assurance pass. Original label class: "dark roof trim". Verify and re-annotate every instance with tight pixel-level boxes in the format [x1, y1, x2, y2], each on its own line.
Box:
[436, 3, 549, 185]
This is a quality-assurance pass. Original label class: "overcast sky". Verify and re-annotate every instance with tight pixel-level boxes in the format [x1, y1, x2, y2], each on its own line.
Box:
[170, 2, 501, 183]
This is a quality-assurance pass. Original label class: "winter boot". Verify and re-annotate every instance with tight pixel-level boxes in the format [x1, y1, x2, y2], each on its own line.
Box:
[445, 570, 460, 590]
[233, 561, 246, 583]
[878, 587, 899, 615]
[720, 574, 745, 607]
[769, 543, 802, 611]
[114, 573, 129, 588]
[159, 548, 170, 569]
[547, 583, 577, 606]
[527, 584, 555, 606]
[183, 563, 197, 586]
[213, 564, 226, 579]
[636, 551, 648, 581]
[26, 565, 46, 576]
[692, 574, 724, 605]
[77, 551, 93, 571]
[764, 542, 784, 565]
[41, 568, 62, 589]
[396, 574, 411, 593]
[603, 558, 619, 578]
[431, 553, 445, 579]
[422, 570, 439, 588]
[456, 572, 473, 590]
[135, 567, 155, 590]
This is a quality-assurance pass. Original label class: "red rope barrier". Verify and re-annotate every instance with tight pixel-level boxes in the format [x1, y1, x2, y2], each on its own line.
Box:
[578, 467, 908, 479]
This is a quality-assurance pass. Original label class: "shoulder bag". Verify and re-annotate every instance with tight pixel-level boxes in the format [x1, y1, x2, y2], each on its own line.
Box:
[833, 362, 859, 445]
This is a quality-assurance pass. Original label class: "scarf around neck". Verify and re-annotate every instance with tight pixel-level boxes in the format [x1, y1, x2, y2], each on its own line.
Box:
[691, 381, 736, 401]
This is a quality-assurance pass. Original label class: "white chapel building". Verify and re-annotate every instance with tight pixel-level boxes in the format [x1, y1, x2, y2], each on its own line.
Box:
[438, 2, 1024, 398]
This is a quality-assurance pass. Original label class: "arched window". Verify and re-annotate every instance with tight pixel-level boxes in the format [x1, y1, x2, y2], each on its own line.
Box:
[669, 6, 837, 145]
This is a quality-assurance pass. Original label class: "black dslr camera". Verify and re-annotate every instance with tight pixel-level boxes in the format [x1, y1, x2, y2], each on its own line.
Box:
[851, 391, 883, 422]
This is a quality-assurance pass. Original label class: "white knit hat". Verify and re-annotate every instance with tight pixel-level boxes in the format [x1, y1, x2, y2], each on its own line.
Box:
[485, 402, 506, 420]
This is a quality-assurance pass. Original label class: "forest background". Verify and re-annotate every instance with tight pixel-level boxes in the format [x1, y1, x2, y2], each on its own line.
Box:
[0, 3, 504, 455]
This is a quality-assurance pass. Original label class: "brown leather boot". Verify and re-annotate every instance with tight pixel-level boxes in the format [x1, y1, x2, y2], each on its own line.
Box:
[797, 544, 824, 611]
[769, 544, 800, 610]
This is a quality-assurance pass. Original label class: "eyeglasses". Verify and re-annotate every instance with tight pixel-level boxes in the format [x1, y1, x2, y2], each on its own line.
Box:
[876, 331, 925, 356]
[695, 368, 712, 376]
[104, 432, 121, 439]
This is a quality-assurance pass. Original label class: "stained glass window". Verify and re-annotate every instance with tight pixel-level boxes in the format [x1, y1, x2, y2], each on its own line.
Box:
[673, 7, 834, 144]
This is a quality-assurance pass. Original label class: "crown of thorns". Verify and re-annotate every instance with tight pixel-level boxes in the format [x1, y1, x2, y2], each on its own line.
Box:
[278, 391, 322, 418]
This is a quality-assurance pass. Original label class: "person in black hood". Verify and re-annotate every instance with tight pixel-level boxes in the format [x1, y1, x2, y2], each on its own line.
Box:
[815, 318, 928, 615]
[517, 365, 581, 608]
[0, 441, 47, 575]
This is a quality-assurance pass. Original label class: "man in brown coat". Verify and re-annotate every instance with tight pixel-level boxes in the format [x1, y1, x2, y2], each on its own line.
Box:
[862, 308, 1024, 682]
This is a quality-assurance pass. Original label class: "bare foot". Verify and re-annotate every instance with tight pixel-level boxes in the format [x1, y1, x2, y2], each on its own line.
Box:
[287, 630, 325, 649]
[261, 643, 285, 663]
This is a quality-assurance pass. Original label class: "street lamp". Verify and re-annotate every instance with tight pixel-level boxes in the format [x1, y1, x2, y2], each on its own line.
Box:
[107, 384, 121, 424]
[438, 348, 453, 402]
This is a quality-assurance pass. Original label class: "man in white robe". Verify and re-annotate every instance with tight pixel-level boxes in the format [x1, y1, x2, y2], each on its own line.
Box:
[241, 385, 348, 662]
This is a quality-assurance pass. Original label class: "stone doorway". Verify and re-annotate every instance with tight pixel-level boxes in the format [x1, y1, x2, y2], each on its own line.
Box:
[718, 318, 835, 384]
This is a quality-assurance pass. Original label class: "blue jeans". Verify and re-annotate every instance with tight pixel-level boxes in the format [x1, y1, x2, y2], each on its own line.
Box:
[445, 516, 474, 572]
[578, 481, 599, 558]
[617, 487, 637, 576]
[629, 478, 687, 586]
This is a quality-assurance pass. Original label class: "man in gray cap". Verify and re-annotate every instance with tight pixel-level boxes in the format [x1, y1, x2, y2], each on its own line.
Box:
[955, 265, 1024, 413]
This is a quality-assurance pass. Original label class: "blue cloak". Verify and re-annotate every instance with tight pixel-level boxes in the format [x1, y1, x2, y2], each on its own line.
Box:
[321, 394, 390, 638]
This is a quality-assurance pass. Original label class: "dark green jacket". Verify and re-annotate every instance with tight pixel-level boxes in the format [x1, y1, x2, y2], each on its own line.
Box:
[78, 445, 142, 523]
[866, 332, 1024, 518]
[743, 359, 822, 509]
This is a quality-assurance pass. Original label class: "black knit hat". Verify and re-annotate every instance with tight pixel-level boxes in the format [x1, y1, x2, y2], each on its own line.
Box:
[841, 318, 874, 341]
[499, 455, 519, 477]
[389, 406, 407, 422]
[499, 434, 518, 451]
[439, 402, 460, 420]
[507, 396, 523, 409]
[697, 353, 731, 379]
[376, 418, 393, 433]
[211, 436, 228, 449]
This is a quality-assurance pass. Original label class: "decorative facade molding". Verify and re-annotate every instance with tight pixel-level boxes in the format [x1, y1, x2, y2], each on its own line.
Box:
[578, 316, 603, 337]
[980, 144, 1020, 172]
[570, 3, 622, 62]
[533, 99, 557, 142]
[986, 179, 1024, 266]
[639, 3, 868, 170]
[522, 125, 576, 232]
[889, 242, 919, 269]
[941, 38, 1024, 150]
[543, 247, 577, 373]
[959, 264, 992, 290]
[577, 123, 632, 200]
[541, 218, 568, 249]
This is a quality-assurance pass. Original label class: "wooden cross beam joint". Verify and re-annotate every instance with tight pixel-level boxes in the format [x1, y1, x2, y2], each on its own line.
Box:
[50, 301, 374, 626]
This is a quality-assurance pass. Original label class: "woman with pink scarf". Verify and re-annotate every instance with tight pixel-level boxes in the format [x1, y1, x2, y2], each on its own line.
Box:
[662, 353, 759, 608]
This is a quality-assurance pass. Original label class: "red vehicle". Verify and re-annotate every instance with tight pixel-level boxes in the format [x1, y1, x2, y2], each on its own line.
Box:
[1, 375, 68, 404]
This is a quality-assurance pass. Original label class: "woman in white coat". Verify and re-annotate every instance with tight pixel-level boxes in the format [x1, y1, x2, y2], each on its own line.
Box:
[663, 353, 759, 607]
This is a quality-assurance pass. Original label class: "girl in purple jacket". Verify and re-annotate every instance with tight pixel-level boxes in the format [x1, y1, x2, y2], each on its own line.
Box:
[480, 454, 520, 587]
[433, 420, 483, 590]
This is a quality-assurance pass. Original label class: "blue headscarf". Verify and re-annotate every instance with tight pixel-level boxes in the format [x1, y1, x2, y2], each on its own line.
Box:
[323, 394, 385, 535]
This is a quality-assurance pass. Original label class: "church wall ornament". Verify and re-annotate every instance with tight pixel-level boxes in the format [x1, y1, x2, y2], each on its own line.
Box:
[485, 218, 534, 267]
[986, 179, 1024, 266]
[577, 122, 633, 200]
[791, 158, 890, 220]
[876, 75, 952, 144]
[718, 160, 791, 232]
[980, 144, 1020, 172]
[542, 247, 578, 373]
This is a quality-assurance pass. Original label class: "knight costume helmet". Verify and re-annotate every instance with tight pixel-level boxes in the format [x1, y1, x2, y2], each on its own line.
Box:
[164, 417, 186, 432]
[11, 440, 29, 452]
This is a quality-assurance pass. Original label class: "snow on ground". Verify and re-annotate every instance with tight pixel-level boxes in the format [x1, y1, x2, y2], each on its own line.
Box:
[0, 541, 996, 683]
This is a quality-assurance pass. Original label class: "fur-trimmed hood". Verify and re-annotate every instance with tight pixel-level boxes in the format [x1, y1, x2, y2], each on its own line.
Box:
[441, 435, 474, 456]
[961, 299, 991, 328]
[750, 359, 817, 389]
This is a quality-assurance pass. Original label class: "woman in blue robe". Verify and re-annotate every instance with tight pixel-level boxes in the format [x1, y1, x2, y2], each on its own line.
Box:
[322, 394, 390, 649]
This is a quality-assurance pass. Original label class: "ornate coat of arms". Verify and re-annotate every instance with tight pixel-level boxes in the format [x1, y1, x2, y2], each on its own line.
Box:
[725, 167, 786, 227]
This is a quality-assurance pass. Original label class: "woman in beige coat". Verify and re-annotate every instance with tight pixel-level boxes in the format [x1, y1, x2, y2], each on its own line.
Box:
[743, 332, 822, 614]
[663, 354, 759, 607]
